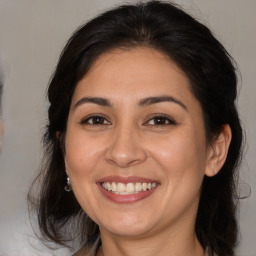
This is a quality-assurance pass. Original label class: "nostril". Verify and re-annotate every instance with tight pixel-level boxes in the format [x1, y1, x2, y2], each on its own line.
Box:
[105, 147, 147, 167]
[105, 129, 147, 167]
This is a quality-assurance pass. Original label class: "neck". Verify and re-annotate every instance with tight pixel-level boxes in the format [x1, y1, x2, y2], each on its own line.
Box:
[98, 223, 204, 256]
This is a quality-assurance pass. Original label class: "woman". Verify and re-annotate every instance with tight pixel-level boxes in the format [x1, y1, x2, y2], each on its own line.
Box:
[29, 1, 243, 256]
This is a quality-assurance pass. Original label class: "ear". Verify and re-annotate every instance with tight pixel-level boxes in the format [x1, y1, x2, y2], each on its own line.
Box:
[56, 131, 61, 140]
[205, 124, 232, 177]
[56, 131, 66, 154]
[56, 131, 68, 175]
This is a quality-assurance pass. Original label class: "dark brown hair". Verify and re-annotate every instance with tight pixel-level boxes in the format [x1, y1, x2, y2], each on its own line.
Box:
[28, 1, 243, 256]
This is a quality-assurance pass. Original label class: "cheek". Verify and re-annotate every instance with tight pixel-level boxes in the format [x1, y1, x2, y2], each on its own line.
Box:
[64, 130, 105, 219]
[150, 129, 207, 198]
[153, 132, 206, 172]
[64, 129, 104, 179]
[155, 134, 206, 207]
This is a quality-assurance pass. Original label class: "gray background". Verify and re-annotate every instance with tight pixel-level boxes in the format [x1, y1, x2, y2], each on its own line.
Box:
[0, 0, 255, 255]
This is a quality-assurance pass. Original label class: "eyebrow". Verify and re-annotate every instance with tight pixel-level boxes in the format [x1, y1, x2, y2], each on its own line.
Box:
[74, 95, 187, 111]
[138, 96, 187, 111]
[74, 97, 113, 109]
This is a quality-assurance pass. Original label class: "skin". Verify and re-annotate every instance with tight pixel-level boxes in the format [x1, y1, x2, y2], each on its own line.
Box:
[64, 47, 231, 256]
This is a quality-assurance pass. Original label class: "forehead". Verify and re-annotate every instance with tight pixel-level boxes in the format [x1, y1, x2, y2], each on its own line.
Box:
[71, 47, 194, 106]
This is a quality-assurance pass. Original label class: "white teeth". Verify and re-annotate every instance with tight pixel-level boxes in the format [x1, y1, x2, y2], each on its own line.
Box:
[112, 182, 117, 192]
[120, 192, 129, 195]
[142, 182, 147, 191]
[101, 181, 157, 194]
[135, 182, 142, 192]
[126, 183, 135, 193]
[117, 183, 125, 192]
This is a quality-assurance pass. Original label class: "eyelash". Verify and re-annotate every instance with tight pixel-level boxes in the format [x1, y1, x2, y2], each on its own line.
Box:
[80, 114, 176, 127]
[80, 114, 111, 125]
[144, 114, 177, 126]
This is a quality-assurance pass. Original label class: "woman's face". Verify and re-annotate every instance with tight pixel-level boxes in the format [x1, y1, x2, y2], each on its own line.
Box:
[64, 47, 213, 238]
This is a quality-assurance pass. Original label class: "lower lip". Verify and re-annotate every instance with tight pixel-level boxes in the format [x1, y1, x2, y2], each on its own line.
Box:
[97, 183, 158, 204]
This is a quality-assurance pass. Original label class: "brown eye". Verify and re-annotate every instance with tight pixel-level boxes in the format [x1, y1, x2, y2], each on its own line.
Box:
[81, 115, 111, 125]
[146, 115, 176, 126]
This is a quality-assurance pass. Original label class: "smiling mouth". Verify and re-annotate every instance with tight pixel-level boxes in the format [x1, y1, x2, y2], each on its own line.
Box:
[97, 176, 159, 203]
[101, 182, 157, 195]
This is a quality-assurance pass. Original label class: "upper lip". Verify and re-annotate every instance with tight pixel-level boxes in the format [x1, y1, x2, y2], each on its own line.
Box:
[97, 175, 159, 184]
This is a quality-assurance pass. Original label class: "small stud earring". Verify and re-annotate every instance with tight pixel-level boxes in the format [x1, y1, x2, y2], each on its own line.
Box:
[64, 176, 72, 192]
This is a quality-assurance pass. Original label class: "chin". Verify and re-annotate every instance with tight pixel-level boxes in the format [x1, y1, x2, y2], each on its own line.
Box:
[105, 225, 152, 238]
[99, 214, 157, 237]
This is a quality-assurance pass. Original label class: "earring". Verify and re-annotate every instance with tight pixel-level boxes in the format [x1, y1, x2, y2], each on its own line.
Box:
[64, 176, 72, 192]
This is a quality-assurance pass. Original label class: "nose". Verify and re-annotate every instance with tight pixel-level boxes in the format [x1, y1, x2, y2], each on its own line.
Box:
[105, 125, 147, 168]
